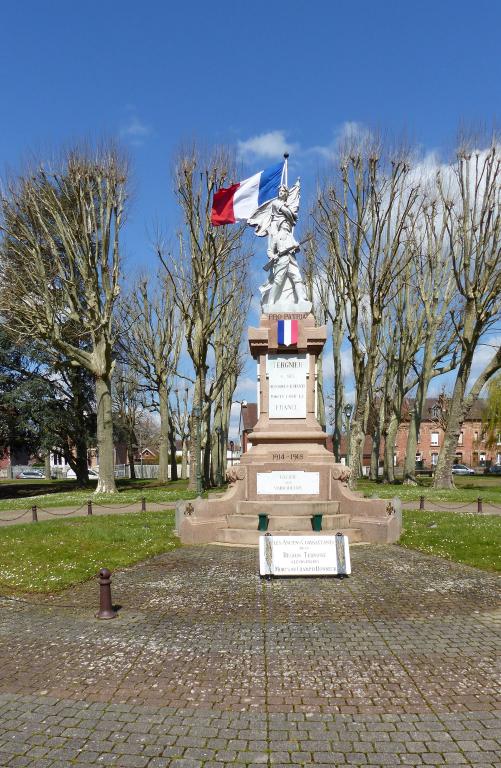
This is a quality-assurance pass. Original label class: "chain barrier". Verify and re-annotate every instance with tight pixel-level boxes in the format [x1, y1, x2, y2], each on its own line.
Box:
[37, 503, 88, 517]
[482, 500, 501, 510]
[92, 501, 140, 510]
[0, 508, 34, 523]
[424, 499, 474, 510]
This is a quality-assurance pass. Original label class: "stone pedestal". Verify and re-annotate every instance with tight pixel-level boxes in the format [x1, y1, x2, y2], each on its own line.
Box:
[179, 313, 401, 546]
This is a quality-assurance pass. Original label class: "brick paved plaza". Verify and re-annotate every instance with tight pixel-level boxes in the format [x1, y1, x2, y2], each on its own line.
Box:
[0, 544, 499, 767]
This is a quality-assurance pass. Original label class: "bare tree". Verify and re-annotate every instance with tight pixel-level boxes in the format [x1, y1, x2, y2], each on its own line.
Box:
[209, 275, 249, 485]
[117, 275, 182, 483]
[434, 144, 501, 488]
[314, 142, 421, 483]
[171, 385, 191, 480]
[160, 147, 250, 489]
[112, 362, 142, 479]
[303, 234, 329, 432]
[0, 147, 127, 492]
[306, 227, 347, 459]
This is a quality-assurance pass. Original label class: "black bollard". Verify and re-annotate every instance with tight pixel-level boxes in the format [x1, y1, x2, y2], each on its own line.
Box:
[419, 495, 425, 511]
[87, 500, 93, 516]
[141, 497, 146, 512]
[96, 568, 116, 619]
[32, 505, 38, 523]
[477, 497, 482, 514]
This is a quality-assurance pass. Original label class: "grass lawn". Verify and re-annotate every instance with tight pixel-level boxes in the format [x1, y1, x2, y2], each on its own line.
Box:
[0, 478, 210, 511]
[400, 509, 501, 572]
[356, 475, 501, 504]
[0, 510, 179, 593]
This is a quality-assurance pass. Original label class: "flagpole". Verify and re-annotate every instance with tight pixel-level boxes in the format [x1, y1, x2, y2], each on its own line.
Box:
[283, 152, 289, 188]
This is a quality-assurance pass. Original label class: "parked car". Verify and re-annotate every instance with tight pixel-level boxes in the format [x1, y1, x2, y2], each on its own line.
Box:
[16, 469, 45, 479]
[451, 464, 475, 475]
[485, 465, 501, 475]
[65, 468, 98, 479]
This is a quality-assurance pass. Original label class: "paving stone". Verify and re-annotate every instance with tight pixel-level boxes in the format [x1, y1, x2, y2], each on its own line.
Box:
[0, 544, 499, 767]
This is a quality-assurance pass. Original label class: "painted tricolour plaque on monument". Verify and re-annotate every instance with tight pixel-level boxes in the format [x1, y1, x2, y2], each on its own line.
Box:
[267, 354, 307, 418]
[259, 534, 351, 577]
[257, 470, 319, 495]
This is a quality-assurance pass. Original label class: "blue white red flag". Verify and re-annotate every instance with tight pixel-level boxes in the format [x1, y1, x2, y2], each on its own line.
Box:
[278, 319, 298, 346]
[211, 161, 284, 226]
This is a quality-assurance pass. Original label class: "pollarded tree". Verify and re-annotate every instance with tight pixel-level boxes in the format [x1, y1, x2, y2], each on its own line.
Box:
[434, 144, 501, 488]
[160, 147, 250, 489]
[117, 275, 183, 483]
[314, 142, 421, 482]
[0, 147, 127, 493]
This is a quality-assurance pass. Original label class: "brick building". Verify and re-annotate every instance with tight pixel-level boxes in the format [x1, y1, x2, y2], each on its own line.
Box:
[395, 398, 499, 470]
[240, 397, 500, 471]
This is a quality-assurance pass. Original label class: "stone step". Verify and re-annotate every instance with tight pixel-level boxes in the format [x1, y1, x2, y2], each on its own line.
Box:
[236, 500, 341, 516]
[226, 513, 351, 531]
[215, 527, 363, 546]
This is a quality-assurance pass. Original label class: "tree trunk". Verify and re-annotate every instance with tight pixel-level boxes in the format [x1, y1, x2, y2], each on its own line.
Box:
[75, 447, 89, 487]
[316, 353, 326, 430]
[44, 452, 51, 481]
[95, 375, 117, 493]
[203, 399, 211, 487]
[169, 419, 178, 481]
[189, 376, 204, 492]
[158, 385, 169, 483]
[369, 434, 379, 481]
[127, 445, 136, 480]
[181, 438, 188, 480]
[383, 414, 398, 483]
[332, 316, 344, 461]
[403, 339, 434, 484]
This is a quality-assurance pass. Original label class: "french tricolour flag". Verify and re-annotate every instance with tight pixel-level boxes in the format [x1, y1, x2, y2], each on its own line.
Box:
[211, 161, 284, 226]
[278, 319, 298, 346]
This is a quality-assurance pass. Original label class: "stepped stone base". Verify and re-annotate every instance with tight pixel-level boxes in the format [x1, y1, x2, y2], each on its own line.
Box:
[178, 465, 401, 547]
[179, 313, 402, 547]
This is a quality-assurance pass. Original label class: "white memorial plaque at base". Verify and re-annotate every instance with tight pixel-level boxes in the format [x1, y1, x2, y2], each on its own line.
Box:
[257, 471, 319, 495]
[259, 534, 351, 577]
[267, 354, 307, 418]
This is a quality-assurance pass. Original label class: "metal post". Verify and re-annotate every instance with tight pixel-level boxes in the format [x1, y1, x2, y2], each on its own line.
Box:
[477, 497, 482, 514]
[87, 500, 93, 516]
[419, 495, 425, 511]
[31, 505, 38, 522]
[343, 403, 353, 467]
[96, 568, 116, 619]
[141, 496, 146, 512]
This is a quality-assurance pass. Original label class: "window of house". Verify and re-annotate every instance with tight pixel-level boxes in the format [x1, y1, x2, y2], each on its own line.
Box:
[479, 452, 486, 465]
[431, 453, 438, 466]
[458, 431, 464, 445]
[474, 431, 479, 442]
[455, 453, 463, 463]
[431, 431, 439, 446]
[431, 405, 439, 418]
[417, 431, 420, 443]
[497, 433, 501, 445]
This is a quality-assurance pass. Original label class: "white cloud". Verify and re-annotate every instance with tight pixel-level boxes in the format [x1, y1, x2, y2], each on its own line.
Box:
[307, 121, 373, 161]
[120, 116, 151, 146]
[237, 130, 299, 161]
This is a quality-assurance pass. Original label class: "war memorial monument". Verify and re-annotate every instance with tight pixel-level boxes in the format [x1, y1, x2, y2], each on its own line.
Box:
[180, 157, 401, 548]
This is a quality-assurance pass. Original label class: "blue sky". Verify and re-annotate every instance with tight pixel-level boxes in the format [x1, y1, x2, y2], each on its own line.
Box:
[1, 0, 499, 426]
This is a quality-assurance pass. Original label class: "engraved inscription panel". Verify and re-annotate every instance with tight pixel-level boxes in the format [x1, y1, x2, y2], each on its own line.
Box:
[267, 354, 307, 418]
